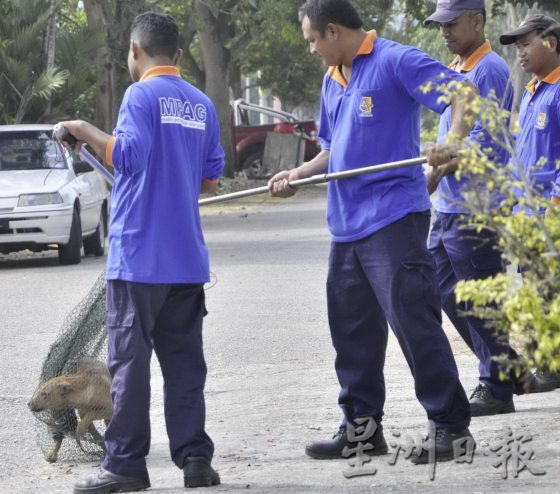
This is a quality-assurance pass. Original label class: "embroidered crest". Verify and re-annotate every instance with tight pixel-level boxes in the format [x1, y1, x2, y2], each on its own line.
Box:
[359, 96, 374, 118]
[536, 112, 547, 129]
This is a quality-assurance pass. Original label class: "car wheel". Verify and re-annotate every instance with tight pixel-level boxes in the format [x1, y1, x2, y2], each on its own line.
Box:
[58, 208, 82, 265]
[242, 151, 266, 179]
[83, 207, 106, 257]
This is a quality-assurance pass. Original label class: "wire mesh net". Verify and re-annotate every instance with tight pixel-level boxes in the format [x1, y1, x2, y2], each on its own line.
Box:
[29, 272, 109, 463]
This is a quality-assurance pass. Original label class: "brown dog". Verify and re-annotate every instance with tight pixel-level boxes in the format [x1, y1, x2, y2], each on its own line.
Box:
[28, 358, 113, 462]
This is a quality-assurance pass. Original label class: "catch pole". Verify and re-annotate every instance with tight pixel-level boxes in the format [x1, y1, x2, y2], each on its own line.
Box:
[52, 124, 430, 206]
[198, 156, 427, 206]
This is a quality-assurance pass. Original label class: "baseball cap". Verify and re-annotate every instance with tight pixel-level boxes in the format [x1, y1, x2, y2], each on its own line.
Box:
[499, 14, 560, 45]
[424, 0, 486, 26]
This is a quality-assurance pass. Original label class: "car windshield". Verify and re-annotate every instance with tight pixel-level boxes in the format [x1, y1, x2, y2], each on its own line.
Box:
[0, 131, 67, 171]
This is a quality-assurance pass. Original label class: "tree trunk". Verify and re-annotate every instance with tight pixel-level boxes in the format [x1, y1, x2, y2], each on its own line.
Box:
[42, 1, 57, 117]
[195, 0, 235, 177]
[82, 0, 144, 132]
[229, 63, 242, 100]
[83, 0, 114, 132]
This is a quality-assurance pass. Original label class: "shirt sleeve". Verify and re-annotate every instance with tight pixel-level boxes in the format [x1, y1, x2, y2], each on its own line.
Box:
[110, 85, 153, 176]
[467, 64, 513, 155]
[395, 47, 466, 115]
[318, 78, 332, 151]
[202, 106, 225, 181]
[555, 97, 560, 197]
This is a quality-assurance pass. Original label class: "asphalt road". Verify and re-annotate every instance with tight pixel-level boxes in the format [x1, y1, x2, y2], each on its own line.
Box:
[0, 185, 559, 493]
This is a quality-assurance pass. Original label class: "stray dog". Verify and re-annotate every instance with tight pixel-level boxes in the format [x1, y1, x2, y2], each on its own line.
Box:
[28, 358, 113, 462]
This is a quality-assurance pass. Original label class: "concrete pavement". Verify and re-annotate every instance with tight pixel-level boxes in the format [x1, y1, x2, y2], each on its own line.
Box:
[0, 185, 558, 493]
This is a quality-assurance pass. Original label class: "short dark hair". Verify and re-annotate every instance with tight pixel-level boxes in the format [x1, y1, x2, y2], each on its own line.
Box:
[130, 12, 179, 59]
[298, 0, 363, 36]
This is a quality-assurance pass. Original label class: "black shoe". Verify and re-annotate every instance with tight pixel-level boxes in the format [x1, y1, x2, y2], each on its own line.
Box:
[469, 383, 515, 417]
[305, 426, 388, 460]
[410, 427, 475, 464]
[183, 457, 220, 488]
[525, 370, 560, 394]
[73, 468, 150, 494]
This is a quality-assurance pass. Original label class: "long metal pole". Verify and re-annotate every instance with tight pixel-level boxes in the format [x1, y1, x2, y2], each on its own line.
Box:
[198, 156, 427, 206]
[74, 145, 427, 208]
[79, 147, 115, 186]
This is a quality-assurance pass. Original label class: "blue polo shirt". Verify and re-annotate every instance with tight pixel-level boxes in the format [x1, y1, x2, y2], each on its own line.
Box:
[105, 66, 224, 283]
[318, 31, 465, 242]
[435, 41, 513, 213]
[514, 66, 560, 211]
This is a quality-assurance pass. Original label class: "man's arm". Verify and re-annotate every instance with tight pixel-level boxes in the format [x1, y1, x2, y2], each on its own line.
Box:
[268, 150, 330, 198]
[56, 120, 113, 165]
[426, 83, 477, 192]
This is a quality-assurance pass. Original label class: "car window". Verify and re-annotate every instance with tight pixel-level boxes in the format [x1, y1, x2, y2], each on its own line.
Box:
[242, 108, 287, 126]
[0, 131, 67, 171]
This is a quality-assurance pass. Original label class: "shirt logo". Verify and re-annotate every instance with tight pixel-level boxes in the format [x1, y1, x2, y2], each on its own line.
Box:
[536, 112, 547, 129]
[159, 97, 207, 130]
[359, 97, 374, 118]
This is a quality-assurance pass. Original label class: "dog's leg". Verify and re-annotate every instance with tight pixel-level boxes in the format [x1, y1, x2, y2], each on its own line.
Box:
[47, 437, 62, 463]
[87, 423, 107, 450]
[75, 413, 95, 439]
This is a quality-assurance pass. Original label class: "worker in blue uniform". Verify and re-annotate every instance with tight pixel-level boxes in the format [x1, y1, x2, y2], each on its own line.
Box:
[58, 12, 224, 493]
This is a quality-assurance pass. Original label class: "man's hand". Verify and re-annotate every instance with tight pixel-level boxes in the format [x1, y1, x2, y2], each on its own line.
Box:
[426, 142, 461, 169]
[55, 120, 112, 160]
[54, 120, 87, 153]
[268, 169, 300, 198]
[426, 169, 443, 195]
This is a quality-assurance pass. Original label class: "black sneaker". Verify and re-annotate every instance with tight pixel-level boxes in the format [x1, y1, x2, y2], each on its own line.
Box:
[469, 383, 515, 417]
[73, 468, 150, 494]
[183, 457, 220, 488]
[305, 426, 388, 460]
[410, 427, 475, 464]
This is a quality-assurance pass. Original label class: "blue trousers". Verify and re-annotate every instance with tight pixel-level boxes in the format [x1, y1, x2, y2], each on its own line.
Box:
[429, 212, 517, 401]
[327, 212, 471, 431]
[102, 281, 213, 478]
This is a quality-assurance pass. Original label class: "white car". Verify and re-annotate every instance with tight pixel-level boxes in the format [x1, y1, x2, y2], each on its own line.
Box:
[0, 124, 110, 264]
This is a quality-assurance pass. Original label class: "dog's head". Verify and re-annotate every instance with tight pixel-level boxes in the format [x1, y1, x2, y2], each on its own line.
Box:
[28, 378, 75, 412]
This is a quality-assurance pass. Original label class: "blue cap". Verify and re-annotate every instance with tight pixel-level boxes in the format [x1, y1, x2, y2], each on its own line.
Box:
[424, 0, 486, 26]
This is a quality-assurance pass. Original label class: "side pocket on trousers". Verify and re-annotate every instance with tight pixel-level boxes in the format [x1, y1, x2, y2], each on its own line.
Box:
[399, 254, 439, 304]
[105, 310, 135, 360]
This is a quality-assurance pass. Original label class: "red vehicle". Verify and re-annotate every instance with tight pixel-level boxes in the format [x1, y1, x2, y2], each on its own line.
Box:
[231, 99, 320, 178]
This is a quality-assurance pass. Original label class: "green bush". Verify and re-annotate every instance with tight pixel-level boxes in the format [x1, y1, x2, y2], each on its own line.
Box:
[423, 79, 560, 374]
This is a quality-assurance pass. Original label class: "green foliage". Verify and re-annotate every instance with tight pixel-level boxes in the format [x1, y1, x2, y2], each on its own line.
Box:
[492, 0, 560, 16]
[0, 0, 68, 123]
[50, 13, 102, 121]
[242, 0, 324, 109]
[242, 0, 399, 110]
[399, 0, 437, 23]
[425, 80, 560, 372]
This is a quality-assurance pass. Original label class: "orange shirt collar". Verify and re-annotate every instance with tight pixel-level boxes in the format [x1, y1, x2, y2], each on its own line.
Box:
[328, 30, 377, 88]
[542, 66, 560, 84]
[449, 40, 491, 72]
[356, 30, 377, 56]
[526, 66, 560, 95]
[140, 65, 181, 82]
